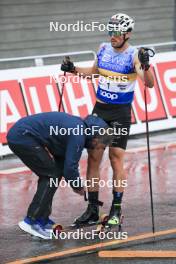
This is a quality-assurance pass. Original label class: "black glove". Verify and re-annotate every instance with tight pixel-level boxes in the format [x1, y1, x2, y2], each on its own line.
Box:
[138, 47, 150, 71]
[61, 56, 76, 73]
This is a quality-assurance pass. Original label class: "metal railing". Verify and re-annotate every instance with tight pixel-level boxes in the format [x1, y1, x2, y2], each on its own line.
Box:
[135, 41, 176, 51]
[0, 50, 97, 68]
[0, 41, 175, 69]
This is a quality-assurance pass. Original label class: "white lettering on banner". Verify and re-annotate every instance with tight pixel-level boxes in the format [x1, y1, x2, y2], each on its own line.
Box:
[0, 90, 21, 132]
[135, 82, 158, 112]
[65, 82, 83, 115]
[20, 80, 32, 115]
[81, 79, 94, 111]
[46, 85, 58, 111]
[29, 86, 42, 113]
[65, 79, 94, 115]
[164, 69, 176, 107]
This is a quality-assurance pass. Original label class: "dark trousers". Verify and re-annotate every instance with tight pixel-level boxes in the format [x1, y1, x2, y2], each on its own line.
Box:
[8, 143, 64, 220]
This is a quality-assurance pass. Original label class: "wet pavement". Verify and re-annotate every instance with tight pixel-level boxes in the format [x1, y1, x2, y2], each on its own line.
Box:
[0, 130, 176, 264]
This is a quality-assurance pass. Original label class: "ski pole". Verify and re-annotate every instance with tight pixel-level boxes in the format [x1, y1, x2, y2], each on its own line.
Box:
[58, 56, 71, 112]
[144, 83, 155, 234]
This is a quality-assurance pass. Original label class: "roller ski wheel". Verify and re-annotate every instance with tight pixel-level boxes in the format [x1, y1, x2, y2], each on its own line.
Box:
[52, 224, 63, 236]
[99, 213, 109, 224]
[95, 213, 109, 234]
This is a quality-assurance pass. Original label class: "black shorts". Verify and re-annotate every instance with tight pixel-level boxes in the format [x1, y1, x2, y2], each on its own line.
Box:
[92, 102, 131, 149]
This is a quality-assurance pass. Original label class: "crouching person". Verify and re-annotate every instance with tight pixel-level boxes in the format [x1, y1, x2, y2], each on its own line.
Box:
[7, 112, 111, 239]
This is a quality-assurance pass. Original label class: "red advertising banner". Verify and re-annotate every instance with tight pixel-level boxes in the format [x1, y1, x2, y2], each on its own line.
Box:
[59, 74, 96, 117]
[0, 80, 27, 144]
[0, 53, 176, 155]
[22, 76, 61, 114]
[156, 61, 176, 117]
[133, 68, 167, 122]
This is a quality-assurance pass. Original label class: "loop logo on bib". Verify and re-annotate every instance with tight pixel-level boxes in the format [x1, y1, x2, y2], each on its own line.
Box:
[100, 90, 118, 100]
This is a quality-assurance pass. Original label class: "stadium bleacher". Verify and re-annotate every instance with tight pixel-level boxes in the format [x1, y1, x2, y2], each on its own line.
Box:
[0, 0, 175, 61]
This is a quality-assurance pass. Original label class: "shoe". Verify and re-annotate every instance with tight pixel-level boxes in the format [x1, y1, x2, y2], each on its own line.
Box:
[74, 203, 99, 226]
[37, 218, 55, 230]
[107, 203, 121, 226]
[18, 217, 52, 239]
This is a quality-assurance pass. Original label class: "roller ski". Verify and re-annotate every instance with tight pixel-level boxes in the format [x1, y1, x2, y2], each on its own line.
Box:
[52, 213, 108, 236]
[52, 202, 108, 237]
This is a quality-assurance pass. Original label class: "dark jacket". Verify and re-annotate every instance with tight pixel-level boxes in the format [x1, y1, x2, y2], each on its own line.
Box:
[7, 112, 108, 184]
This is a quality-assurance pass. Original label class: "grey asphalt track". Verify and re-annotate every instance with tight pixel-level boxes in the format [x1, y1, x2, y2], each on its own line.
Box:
[0, 131, 176, 264]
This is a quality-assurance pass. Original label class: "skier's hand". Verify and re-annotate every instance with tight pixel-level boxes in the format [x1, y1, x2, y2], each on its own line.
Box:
[61, 56, 76, 73]
[138, 47, 150, 71]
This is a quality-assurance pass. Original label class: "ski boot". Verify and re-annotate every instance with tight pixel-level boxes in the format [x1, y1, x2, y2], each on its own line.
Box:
[106, 203, 123, 230]
[73, 203, 99, 227]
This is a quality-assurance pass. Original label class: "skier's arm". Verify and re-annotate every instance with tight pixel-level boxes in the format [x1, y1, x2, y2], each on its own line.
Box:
[61, 59, 99, 78]
[75, 61, 99, 77]
[73, 43, 104, 77]
[61, 44, 103, 78]
[63, 135, 85, 191]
